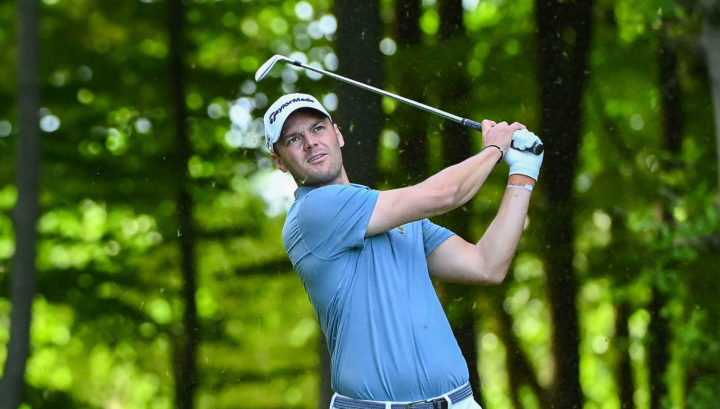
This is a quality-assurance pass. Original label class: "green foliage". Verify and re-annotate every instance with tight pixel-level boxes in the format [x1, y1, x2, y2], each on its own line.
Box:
[1, 0, 718, 408]
[686, 375, 720, 409]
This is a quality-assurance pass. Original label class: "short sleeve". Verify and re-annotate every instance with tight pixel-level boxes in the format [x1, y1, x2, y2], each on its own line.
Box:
[421, 218, 455, 256]
[296, 185, 379, 259]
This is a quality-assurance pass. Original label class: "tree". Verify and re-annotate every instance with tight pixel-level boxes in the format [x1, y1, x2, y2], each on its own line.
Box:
[0, 1, 40, 408]
[701, 0, 720, 198]
[535, 0, 595, 408]
[646, 15, 683, 408]
[436, 0, 481, 401]
[167, 0, 199, 408]
[393, 0, 429, 184]
[333, 0, 384, 187]
[324, 1, 384, 406]
[3, 1, 720, 408]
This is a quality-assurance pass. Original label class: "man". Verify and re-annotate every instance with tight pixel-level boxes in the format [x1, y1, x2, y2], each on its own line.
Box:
[263, 93, 543, 409]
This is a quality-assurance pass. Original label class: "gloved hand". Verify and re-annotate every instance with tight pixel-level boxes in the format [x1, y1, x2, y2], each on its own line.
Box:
[504, 129, 544, 180]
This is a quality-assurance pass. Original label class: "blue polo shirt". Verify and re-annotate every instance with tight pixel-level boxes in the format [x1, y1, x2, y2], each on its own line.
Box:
[282, 183, 469, 401]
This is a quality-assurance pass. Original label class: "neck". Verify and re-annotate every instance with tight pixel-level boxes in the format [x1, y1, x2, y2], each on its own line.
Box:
[297, 167, 351, 188]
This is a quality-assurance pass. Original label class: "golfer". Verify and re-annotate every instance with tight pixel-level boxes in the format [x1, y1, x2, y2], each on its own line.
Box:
[264, 93, 543, 409]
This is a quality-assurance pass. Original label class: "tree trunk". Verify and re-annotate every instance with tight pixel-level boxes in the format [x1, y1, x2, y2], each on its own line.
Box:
[615, 302, 635, 409]
[168, 1, 199, 408]
[437, 0, 472, 167]
[333, 0, 383, 188]
[318, 336, 333, 409]
[535, 1, 594, 408]
[647, 21, 683, 409]
[497, 303, 551, 409]
[394, 0, 428, 184]
[700, 6, 720, 203]
[325, 2, 383, 406]
[607, 210, 637, 409]
[448, 308, 481, 403]
[436, 0, 481, 402]
[658, 25, 683, 157]
[0, 1, 40, 408]
[647, 289, 670, 409]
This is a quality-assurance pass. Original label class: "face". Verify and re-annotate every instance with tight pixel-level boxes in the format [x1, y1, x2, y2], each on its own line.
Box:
[271, 109, 348, 187]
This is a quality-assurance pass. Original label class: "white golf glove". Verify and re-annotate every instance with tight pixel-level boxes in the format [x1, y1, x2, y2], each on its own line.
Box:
[504, 129, 544, 180]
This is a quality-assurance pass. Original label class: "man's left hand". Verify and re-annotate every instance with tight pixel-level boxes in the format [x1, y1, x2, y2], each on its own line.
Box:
[504, 129, 544, 180]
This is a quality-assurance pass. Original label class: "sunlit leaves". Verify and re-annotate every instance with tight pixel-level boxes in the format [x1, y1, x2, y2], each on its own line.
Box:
[25, 299, 75, 391]
[478, 330, 513, 409]
[240, 17, 260, 37]
[139, 38, 168, 59]
[0, 185, 17, 211]
[420, 8, 439, 35]
[464, 1, 500, 30]
[0, 300, 8, 364]
[0, 219, 13, 259]
[36, 200, 163, 272]
[504, 258, 553, 386]
[0, 0, 717, 408]
[79, 342, 173, 409]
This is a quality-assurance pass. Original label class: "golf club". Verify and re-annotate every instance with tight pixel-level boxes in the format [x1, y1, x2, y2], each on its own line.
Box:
[255, 54, 544, 155]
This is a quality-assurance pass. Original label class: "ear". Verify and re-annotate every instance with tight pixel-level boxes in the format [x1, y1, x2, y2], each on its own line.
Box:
[271, 152, 288, 173]
[334, 123, 345, 148]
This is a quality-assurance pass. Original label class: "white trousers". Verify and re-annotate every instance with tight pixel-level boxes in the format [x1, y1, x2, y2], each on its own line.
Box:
[330, 395, 483, 409]
[330, 383, 483, 409]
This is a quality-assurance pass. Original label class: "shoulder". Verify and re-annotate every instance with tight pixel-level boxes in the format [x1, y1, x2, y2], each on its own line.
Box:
[301, 184, 378, 207]
[289, 184, 379, 253]
[295, 184, 378, 232]
[309, 183, 375, 196]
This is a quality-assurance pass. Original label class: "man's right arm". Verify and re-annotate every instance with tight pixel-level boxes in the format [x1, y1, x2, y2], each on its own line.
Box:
[365, 120, 522, 237]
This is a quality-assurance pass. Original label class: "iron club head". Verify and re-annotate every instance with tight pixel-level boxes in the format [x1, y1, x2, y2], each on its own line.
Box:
[254, 55, 288, 82]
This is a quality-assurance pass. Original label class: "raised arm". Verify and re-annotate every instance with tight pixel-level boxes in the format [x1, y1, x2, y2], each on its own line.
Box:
[427, 129, 544, 284]
[426, 174, 535, 284]
[365, 120, 522, 237]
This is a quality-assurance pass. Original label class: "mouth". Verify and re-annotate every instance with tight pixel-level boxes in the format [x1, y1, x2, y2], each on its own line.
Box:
[307, 153, 327, 164]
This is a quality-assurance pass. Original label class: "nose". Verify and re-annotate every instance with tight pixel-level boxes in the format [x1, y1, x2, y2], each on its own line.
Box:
[303, 133, 319, 150]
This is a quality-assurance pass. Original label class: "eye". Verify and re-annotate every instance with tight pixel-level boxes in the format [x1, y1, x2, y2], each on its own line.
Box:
[286, 136, 300, 145]
[313, 125, 324, 133]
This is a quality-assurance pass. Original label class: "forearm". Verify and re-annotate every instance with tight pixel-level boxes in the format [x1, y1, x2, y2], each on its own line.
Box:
[425, 127, 542, 284]
[475, 175, 535, 280]
[419, 146, 503, 213]
[367, 121, 521, 236]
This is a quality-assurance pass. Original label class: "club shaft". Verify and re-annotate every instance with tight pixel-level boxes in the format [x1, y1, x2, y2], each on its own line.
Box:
[272, 56, 543, 155]
[286, 59, 466, 124]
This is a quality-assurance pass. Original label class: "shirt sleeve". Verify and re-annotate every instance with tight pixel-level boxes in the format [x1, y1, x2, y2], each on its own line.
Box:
[421, 218, 455, 256]
[296, 184, 379, 259]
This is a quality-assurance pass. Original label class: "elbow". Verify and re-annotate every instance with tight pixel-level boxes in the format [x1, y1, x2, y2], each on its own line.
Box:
[472, 240, 513, 285]
[483, 266, 509, 285]
[470, 259, 510, 285]
[413, 176, 465, 216]
[433, 184, 463, 214]
[461, 267, 507, 285]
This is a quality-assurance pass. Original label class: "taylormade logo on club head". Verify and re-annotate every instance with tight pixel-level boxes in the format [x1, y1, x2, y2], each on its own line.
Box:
[268, 97, 315, 124]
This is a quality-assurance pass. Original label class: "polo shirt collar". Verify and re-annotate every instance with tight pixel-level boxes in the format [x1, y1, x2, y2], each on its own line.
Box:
[294, 185, 315, 200]
[294, 183, 369, 200]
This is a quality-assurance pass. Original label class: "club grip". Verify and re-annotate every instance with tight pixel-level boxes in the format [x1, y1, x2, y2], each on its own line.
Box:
[462, 118, 544, 156]
[512, 141, 544, 155]
[461, 118, 484, 131]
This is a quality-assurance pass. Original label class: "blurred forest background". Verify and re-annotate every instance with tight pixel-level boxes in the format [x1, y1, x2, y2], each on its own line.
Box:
[1, 0, 719, 408]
